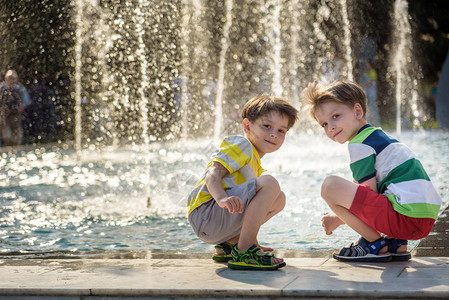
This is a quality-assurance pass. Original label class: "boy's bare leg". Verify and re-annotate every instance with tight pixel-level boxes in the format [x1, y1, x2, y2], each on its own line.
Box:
[226, 236, 239, 245]
[321, 175, 387, 253]
[399, 245, 407, 253]
[256, 190, 286, 252]
[217, 192, 284, 255]
[237, 175, 284, 263]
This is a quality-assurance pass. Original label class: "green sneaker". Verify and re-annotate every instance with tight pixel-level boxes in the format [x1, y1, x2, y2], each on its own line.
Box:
[212, 242, 235, 262]
[227, 244, 286, 270]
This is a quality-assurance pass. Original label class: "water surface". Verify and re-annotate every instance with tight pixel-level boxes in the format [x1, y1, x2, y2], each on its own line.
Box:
[1, 130, 447, 253]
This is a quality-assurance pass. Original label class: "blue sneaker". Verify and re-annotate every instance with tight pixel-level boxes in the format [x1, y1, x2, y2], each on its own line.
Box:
[333, 237, 392, 262]
[388, 238, 412, 261]
[212, 242, 235, 262]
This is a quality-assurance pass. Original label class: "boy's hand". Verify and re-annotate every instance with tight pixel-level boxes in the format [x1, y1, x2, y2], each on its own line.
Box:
[217, 196, 244, 214]
[321, 212, 344, 235]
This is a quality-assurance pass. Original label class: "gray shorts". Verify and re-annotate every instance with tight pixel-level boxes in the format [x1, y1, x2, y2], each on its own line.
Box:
[188, 178, 257, 245]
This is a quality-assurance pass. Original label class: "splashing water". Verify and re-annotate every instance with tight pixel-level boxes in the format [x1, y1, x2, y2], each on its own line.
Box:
[392, 0, 421, 136]
[339, 0, 353, 81]
[68, 0, 377, 145]
[265, 0, 283, 96]
[214, 0, 233, 139]
[135, 0, 151, 146]
[74, 0, 83, 155]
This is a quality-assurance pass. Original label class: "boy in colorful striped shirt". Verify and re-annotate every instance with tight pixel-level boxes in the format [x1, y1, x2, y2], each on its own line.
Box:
[187, 95, 298, 270]
[302, 80, 441, 262]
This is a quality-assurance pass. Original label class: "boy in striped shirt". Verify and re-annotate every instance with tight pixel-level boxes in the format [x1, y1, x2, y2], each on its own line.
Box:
[302, 80, 441, 262]
[187, 95, 298, 270]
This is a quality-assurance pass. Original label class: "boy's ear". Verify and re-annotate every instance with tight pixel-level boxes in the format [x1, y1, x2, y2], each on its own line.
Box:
[354, 103, 364, 119]
[242, 118, 251, 133]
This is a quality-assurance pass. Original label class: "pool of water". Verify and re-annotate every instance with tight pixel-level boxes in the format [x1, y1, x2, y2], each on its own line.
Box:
[0, 130, 448, 254]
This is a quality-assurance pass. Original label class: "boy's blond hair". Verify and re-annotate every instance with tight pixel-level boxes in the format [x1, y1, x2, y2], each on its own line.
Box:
[241, 95, 299, 129]
[302, 80, 367, 121]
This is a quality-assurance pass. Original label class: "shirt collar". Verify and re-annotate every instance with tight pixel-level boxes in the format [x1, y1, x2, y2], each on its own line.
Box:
[357, 124, 372, 134]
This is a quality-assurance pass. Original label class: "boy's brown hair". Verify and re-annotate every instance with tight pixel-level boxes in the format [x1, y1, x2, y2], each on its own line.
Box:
[302, 80, 367, 121]
[241, 95, 299, 129]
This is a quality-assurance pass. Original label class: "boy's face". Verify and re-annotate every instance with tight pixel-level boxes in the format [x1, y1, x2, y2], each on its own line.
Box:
[243, 111, 289, 158]
[314, 101, 366, 144]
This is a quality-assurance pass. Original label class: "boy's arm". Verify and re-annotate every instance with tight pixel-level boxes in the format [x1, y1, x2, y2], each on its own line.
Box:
[359, 177, 378, 193]
[205, 161, 244, 214]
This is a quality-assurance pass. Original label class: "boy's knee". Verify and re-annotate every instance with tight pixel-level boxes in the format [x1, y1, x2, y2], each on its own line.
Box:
[277, 191, 286, 209]
[321, 175, 339, 199]
[257, 175, 280, 193]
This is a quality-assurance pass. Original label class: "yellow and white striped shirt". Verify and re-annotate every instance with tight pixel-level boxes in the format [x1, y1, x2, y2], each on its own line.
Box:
[187, 135, 265, 215]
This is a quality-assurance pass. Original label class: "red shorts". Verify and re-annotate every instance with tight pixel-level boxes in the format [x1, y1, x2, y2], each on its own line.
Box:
[349, 185, 435, 240]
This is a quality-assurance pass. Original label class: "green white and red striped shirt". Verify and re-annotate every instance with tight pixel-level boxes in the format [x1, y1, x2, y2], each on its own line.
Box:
[349, 125, 441, 220]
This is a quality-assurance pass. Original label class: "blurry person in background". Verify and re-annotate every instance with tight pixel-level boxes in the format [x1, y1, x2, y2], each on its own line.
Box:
[0, 69, 31, 146]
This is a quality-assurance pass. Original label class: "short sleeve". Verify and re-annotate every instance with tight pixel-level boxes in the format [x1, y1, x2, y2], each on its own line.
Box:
[212, 136, 252, 174]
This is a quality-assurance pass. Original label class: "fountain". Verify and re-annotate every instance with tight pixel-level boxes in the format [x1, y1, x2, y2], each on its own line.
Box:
[339, 0, 354, 81]
[74, 0, 83, 155]
[70, 0, 375, 144]
[392, 0, 412, 136]
[69, 0, 427, 144]
[213, 0, 233, 139]
[0, 1, 447, 254]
